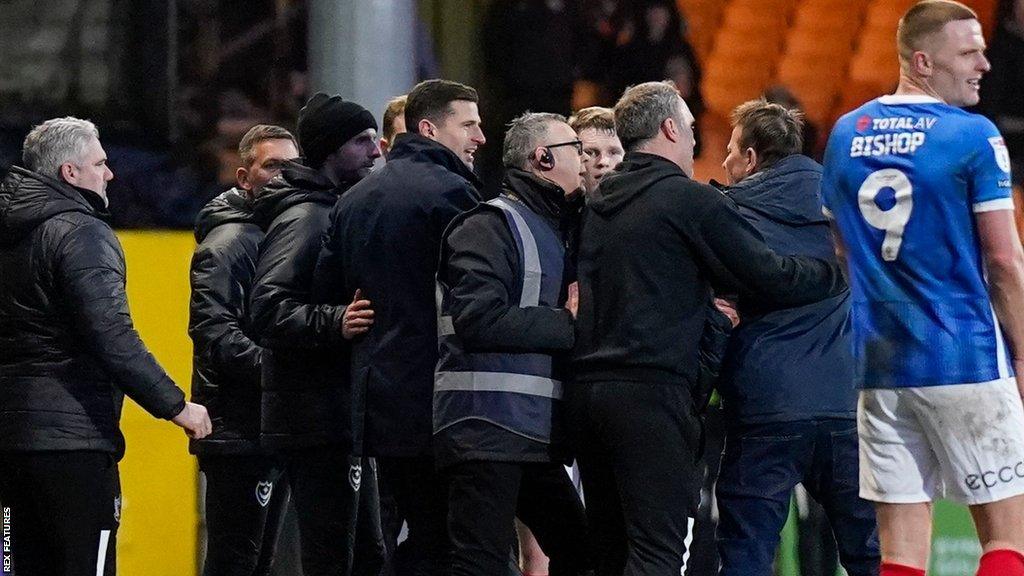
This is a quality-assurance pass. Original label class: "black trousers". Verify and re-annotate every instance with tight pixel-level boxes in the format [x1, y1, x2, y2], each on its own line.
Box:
[353, 458, 386, 576]
[279, 446, 363, 576]
[377, 456, 449, 576]
[447, 460, 590, 576]
[198, 454, 290, 576]
[0, 451, 120, 576]
[568, 381, 703, 576]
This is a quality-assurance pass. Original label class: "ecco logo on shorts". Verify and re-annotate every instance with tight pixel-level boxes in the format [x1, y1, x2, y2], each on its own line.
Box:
[964, 461, 1024, 490]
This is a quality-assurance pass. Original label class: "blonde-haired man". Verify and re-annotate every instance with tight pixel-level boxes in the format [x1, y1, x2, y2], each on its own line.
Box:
[822, 2, 1024, 575]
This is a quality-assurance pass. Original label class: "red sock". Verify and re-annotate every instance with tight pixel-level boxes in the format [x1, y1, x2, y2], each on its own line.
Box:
[977, 549, 1024, 576]
[881, 562, 926, 576]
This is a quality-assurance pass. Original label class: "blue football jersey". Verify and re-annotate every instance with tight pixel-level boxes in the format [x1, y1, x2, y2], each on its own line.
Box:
[821, 94, 1015, 389]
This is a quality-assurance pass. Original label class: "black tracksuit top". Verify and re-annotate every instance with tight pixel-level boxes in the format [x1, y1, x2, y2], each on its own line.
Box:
[572, 152, 847, 387]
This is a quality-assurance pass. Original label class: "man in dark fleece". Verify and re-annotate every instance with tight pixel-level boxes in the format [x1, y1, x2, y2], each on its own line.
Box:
[248, 94, 382, 576]
[312, 79, 484, 576]
[0, 117, 211, 576]
[188, 124, 300, 576]
[435, 112, 590, 576]
[715, 100, 879, 576]
[569, 81, 847, 576]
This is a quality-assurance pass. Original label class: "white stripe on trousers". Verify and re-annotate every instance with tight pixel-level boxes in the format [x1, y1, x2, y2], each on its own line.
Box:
[95, 529, 111, 576]
[680, 517, 695, 575]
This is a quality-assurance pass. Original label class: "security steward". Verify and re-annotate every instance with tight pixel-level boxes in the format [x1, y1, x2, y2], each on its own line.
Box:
[435, 112, 591, 576]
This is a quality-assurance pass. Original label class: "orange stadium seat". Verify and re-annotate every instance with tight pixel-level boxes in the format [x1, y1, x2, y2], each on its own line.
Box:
[714, 27, 786, 59]
[784, 28, 855, 60]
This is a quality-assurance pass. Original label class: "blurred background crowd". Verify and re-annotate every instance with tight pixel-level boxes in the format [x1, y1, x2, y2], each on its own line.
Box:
[1, 0, 1021, 228]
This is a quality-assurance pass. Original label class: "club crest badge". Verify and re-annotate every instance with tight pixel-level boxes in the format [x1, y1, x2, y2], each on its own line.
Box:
[113, 495, 122, 523]
[349, 462, 362, 492]
[255, 481, 274, 508]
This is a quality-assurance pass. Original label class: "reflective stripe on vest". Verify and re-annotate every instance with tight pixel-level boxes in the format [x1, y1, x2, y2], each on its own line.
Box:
[435, 370, 563, 399]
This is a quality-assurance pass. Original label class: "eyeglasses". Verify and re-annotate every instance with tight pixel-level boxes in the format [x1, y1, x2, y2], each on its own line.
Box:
[545, 140, 584, 156]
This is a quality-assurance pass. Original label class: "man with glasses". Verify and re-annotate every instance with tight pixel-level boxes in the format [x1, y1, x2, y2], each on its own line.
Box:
[434, 112, 590, 576]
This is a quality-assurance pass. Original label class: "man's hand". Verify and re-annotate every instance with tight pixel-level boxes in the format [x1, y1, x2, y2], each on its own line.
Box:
[565, 282, 579, 319]
[715, 297, 740, 328]
[342, 288, 374, 339]
[172, 402, 212, 439]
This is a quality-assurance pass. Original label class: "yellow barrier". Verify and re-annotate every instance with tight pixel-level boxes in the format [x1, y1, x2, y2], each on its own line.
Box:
[117, 230, 199, 576]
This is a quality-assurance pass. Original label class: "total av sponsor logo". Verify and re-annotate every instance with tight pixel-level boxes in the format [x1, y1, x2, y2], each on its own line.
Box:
[964, 460, 1024, 490]
[3, 506, 11, 575]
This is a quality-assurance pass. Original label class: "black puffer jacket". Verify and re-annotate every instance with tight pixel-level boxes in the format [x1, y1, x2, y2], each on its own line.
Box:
[249, 162, 349, 450]
[188, 189, 264, 455]
[0, 166, 185, 458]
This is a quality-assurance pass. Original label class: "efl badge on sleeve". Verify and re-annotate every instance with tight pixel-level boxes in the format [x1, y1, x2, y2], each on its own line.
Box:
[990, 136, 1011, 173]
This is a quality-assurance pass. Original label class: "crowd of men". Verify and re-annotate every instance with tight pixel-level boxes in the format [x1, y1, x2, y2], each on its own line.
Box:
[2, 1, 1024, 576]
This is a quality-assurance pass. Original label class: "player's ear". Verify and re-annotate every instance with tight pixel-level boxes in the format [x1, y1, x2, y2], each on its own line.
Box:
[912, 50, 932, 76]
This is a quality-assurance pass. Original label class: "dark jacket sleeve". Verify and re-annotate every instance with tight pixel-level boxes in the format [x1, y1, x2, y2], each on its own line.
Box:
[429, 181, 482, 244]
[683, 186, 846, 306]
[188, 243, 261, 384]
[55, 219, 186, 419]
[249, 208, 345, 349]
[444, 210, 574, 353]
[310, 204, 348, 306]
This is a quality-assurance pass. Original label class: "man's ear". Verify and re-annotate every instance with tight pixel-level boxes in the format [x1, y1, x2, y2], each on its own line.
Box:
[912, 50, 933, 77]
[418, 119, 436, 139]
[236, 167, 251, 191]
[59, 162, 76, 184]
[745, 147, 759, 175]
[661, 116, 679, 143]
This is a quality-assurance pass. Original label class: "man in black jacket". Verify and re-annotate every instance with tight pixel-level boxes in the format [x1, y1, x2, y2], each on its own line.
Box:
[248, 94, 381, 576]
[312, 79, 484, 576]
[0, 117, 211, 576]
[569, 82, 847, 576]
[189, 124, 299, 576]
[435, 112, 590, 576]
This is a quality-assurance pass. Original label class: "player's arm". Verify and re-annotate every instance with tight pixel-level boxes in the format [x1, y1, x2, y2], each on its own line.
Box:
[969, 120, 1024, 393]
[978, 208, 1024, 395]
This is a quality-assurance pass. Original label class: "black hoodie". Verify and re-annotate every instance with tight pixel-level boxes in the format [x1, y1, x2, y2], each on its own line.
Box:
[188, 188, 264, 455]
[0, 166, 185, 457]
[573, 152, 846, 388]
[249, 161, 352, 450]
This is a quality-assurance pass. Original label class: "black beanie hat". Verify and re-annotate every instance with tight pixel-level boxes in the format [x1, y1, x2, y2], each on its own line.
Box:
[297, 93, 378, 169]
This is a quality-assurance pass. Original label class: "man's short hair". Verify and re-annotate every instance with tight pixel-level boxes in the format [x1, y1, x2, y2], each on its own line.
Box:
[569, 107, 616, 135]
[897, 0, 978, 67]
[613, 81, 682, 152]
[22, 117, 99, 178]
[405, 79, 479, 131]
[238, 124, 297, 168]
[731, 99, 804, 170]
[502, 112, 567, 169]
[382, 95, 408, 143]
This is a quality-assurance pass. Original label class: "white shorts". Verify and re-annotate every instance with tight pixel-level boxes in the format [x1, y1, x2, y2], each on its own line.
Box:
[858, 379, 1024, 505]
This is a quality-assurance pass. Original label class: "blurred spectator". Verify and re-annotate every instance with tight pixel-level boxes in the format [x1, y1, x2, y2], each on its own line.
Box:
[480, 0, 585, 194]
[380, 95, 408, 157]
[604, 1, 701, 104]
[981, 0, 1024, 184]
[764, 85, 822, 161]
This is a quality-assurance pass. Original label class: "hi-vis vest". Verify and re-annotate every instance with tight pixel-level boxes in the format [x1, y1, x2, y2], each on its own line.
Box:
[433, 195, 565, 444]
